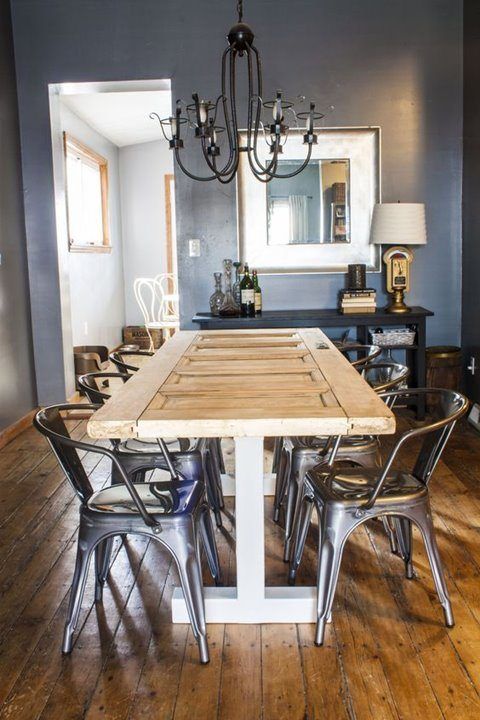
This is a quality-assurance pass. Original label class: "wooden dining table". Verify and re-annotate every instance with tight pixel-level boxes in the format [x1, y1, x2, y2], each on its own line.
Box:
[88, 327, 395, 623]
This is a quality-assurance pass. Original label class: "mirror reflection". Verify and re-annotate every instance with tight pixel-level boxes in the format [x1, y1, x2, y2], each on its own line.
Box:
[266, 159, 350, 245]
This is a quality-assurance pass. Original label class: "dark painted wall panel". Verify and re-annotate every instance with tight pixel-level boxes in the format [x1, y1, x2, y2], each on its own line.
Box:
[462, 0, 480, 400]
[0, 0, 36, 428]
[10, 0, 462, 403]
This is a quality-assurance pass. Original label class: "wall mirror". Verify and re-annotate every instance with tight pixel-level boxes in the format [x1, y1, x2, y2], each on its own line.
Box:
[237, 127, 381, 273]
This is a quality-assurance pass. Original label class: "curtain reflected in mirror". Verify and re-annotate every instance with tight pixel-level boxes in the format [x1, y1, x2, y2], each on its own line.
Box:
[266, 159, 350, 245]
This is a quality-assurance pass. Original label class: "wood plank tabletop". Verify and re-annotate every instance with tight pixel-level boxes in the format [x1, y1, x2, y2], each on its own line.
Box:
[87, 328, 395, 439]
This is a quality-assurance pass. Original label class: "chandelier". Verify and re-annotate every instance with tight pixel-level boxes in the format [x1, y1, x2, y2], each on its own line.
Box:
[150, 0, 323, 184]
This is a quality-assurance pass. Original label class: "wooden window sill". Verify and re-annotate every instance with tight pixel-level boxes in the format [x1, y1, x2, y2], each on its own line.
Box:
[69, 245, 112, 254]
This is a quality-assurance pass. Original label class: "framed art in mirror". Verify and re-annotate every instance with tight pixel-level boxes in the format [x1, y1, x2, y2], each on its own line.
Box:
[237, 127, 381, 274]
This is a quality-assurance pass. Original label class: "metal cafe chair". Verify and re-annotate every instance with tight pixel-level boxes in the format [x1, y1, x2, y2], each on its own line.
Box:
[339, 343, 382, 367]
[34, 404, 221, 664]
[288, 388, 469, 646]
[78, 372, 225, 527]
[109, 349, 154, 374]
[271, 343, 382, 472]
[274, 362, 410, 561]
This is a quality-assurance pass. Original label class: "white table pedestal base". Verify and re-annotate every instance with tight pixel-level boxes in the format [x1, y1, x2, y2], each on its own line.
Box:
[172, 437, 317, 624]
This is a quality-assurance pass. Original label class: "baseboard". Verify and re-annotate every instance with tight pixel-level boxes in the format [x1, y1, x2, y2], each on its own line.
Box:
[0, 408, 38, 450]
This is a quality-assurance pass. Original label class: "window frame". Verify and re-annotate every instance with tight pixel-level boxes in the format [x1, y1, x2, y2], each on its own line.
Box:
[63, 132, 111, 253]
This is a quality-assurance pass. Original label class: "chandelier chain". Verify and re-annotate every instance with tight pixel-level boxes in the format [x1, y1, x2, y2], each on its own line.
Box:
[237, 0, 243, 22]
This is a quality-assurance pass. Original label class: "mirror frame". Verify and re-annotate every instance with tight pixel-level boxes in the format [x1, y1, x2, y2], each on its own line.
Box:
[236, 126, 381, 274]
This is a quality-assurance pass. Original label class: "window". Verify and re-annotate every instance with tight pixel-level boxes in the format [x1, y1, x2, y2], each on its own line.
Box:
[64, 133, 110, 252]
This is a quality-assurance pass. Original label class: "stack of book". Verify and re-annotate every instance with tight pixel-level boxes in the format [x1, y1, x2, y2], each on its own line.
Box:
[339, 288, 377, 314]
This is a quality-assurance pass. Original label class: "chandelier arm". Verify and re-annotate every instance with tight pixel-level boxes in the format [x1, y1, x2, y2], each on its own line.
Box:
[173, 147, 219, 182]
[245, 46, 279, 176]
[248, 45, 278, 179]
[217, 45, 238, 173]
[196, 44, 240, 179]
[266, 141, 313, 179]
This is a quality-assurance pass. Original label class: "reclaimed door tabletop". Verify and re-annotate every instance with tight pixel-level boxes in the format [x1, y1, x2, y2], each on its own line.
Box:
[88, 328, 395, 623]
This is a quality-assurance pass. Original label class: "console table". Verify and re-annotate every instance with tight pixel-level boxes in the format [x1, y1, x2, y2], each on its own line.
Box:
[192, 307, 434, 419]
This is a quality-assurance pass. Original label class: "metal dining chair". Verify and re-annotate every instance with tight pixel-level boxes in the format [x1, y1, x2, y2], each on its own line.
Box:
[78, 371, 225, 527]
[288, 388, 469, 646]
[34, 403, 221, 663]
[109, 349, 154, 374]
[274, 362, 410, 561]
[340, 343, 382, 367]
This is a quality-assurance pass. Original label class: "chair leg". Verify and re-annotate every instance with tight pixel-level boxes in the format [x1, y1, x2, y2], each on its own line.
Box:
[198, 505, 222, 586]
[272, 436, 283, 474]
[204, 446, 223, 528]
[382, 516, 399, 555]
[94, 536, 114, 602]
[414, 505, 454, 627]
[284, 452, 317, 562]
[214, 437, 226, 476]
[288, 494, 314, 585]
[273, 447, 291, 523]
[394, 517, 414, 578]
[168, 523, 209, 664]
[315, 505, 350, 646]
[63, 528, 96, 654]
[209, 440, 225, 509]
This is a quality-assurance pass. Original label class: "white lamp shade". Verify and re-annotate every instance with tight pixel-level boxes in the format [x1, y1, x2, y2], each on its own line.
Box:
[370, 203, 427, 245]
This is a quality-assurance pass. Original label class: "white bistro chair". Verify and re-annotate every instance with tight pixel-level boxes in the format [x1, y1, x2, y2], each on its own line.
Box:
[133, 275, 180, 351]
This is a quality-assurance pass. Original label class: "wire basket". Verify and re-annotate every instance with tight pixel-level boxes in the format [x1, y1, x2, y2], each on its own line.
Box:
[370, 329, 416, 347]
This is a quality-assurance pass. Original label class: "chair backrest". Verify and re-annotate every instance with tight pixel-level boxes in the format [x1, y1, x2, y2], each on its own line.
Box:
[341, 344, 382, 367]
[134, 277, 163, 326]
[365, 388, 469, 508]
[155, 273, 179, 322]
[109, 350, 154, 373]
[78, 372, 130, 404]
[34, 403, 182, 530]
[34, 404, 98, 503]
[363, 362, 410, 394]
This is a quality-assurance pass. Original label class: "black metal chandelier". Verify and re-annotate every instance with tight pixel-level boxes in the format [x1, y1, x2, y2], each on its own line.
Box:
[150, 0, 323, 184]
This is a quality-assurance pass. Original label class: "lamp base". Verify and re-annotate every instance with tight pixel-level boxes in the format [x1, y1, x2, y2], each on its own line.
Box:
[385, 289, 410, 314]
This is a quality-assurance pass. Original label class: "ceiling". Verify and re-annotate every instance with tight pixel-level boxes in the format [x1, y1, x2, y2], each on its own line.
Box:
[61, 89, 172, 147]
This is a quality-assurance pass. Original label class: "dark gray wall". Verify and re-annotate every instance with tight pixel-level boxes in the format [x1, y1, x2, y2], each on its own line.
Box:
[0, 0, 36, 427]
[10, 0, 463, 404]
[462, 0, 480, 400]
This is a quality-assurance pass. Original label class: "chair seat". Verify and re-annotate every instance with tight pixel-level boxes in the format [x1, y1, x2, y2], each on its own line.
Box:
[87, 479, 200, 515]
[306, 466, 428, 506]
[287, 435, 379, 455]
[119, 438, 191, 454]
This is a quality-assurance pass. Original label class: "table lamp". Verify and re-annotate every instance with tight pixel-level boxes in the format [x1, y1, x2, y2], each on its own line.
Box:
[370, 203, 427, 313]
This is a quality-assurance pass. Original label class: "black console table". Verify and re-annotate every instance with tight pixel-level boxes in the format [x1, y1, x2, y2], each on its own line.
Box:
[192, 307, 434, 419]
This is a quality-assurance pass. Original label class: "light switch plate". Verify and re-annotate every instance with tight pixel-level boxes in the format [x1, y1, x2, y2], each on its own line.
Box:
[189, 239, 201, 257]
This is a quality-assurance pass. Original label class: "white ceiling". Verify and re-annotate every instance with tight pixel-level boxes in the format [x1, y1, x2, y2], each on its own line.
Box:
[61, 90, 172, 147]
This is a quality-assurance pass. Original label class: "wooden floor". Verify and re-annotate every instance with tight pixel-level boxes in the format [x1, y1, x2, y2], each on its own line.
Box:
[1, 412, 480, 719]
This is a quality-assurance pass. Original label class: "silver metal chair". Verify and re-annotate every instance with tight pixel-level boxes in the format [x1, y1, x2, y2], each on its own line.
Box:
[78, 371, 225, 527]
[34, 403, 221, 663]
[339, 343, 382, 367]
[109, 349, 154, 374]
[274, 362, 410, 561]
[288, 388, 469, 646]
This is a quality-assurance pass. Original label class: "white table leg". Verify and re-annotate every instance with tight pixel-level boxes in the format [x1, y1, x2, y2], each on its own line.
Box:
[172, 436, 317, 623]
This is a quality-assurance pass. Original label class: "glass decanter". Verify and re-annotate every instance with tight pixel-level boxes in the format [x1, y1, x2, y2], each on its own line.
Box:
[209, 272, 225, 316]
[219, 258, 240, 316]
[233, 261, 243, 306]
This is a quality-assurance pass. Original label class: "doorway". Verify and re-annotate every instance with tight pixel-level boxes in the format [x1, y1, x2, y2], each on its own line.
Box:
[49, 79, 175, 397]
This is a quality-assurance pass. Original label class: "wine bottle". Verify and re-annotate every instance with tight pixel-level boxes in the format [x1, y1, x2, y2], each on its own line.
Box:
[252, 269, 262, 314]
[240, 263, 255, 317]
